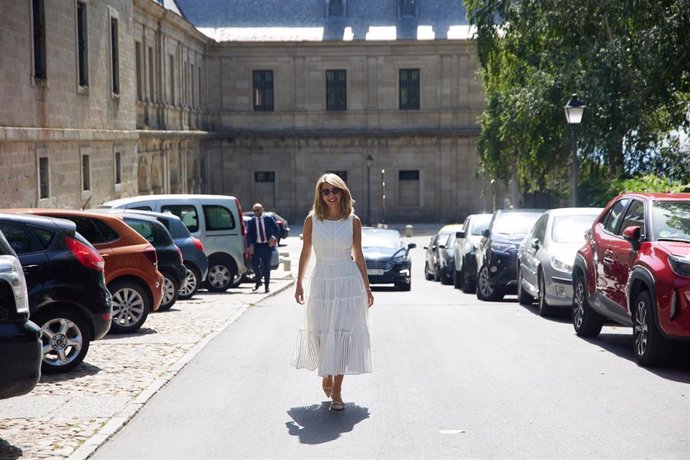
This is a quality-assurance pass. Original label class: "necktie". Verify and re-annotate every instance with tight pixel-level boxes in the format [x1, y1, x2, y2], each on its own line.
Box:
[258, 217, 266, 243]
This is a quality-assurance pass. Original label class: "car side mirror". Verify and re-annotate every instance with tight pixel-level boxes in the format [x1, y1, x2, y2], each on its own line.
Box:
[423, 246, 428, 250]
[438, 244, 446, 250]
[457, 231, 465, 238]
[622, 225, 642, 251]
[482, 229, 490, 238]
[407, 243, 416, 249]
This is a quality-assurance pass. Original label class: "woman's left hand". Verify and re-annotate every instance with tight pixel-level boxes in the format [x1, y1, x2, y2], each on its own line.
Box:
[367, 289, 374, 308]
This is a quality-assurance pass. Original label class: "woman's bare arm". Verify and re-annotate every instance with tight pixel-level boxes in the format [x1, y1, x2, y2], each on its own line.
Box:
[294, 215, 313, 304]
[352, 216, 374, 307]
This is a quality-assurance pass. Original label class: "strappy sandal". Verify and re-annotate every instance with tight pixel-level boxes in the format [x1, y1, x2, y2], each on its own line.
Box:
[330, 389, 345, 411]
[322, 377, 333, 398]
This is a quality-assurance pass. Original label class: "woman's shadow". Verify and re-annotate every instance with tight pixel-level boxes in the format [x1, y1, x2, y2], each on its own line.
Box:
[285, 401, 370, 444]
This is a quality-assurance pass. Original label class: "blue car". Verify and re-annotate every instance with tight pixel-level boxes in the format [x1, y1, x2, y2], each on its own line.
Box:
[362, 228, 416, 291]
[106, 210, 209, 301]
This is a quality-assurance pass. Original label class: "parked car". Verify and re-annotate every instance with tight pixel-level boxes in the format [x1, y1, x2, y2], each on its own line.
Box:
[437, 231, 459, 285]
[100, 194, 247, 292]
[572, 192, 690, 366]
[112, 209, 208, 300]
[0, 213, 112, 373]
[362, 228, 416, 291]
[424, 224, 464, 281]
[476, 209, 546, 301]
[114, 212, 187, 311]
[0, 229, 41, 398]
[453, 213, 492, 293]
[516, 207, 601, 316]
[15, 209, 164, 334]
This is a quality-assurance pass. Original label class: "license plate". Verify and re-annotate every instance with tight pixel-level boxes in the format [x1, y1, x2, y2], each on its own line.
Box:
[367, 269, 384, 275]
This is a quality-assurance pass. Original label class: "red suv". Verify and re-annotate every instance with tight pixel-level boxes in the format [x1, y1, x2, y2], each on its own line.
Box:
[572, 192, 690, 365]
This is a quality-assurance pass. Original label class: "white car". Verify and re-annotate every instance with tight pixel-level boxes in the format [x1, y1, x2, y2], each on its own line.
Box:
[452, 213, 492, 292]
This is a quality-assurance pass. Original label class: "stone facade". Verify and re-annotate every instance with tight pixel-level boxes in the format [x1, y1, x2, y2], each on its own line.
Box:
[0, 0, 497, 222]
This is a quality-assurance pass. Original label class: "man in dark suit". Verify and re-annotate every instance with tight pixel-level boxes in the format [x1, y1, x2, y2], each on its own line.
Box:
[246, 203, 280, 293]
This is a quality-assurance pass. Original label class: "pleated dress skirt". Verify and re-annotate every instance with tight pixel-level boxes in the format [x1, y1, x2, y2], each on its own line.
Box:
[291, 257, 372, 376]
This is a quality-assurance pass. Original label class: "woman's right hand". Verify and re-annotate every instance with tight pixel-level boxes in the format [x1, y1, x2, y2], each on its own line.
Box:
[295, 283, 305, 304]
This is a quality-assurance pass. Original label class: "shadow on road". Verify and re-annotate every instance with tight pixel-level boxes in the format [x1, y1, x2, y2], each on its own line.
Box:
[0, 438, 22, 460]
[285, 402, 370, 444]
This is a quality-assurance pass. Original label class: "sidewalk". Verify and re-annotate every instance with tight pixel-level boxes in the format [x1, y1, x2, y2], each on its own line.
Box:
[0, 252, 294, 460]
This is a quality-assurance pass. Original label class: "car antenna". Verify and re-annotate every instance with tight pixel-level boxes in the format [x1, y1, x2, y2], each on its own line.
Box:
[81, 195, 92, 211]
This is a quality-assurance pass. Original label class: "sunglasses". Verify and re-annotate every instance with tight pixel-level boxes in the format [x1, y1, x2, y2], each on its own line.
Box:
[320, 187, 342, 196]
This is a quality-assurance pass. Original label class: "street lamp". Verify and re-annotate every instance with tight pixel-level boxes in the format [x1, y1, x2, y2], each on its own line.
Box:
[366, 155, 373, 226]
[380, 168, 386, 228]
[564, 93, 585, 207]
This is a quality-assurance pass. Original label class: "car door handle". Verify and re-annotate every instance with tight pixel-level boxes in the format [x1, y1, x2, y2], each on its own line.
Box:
[23, 264, 40, 273]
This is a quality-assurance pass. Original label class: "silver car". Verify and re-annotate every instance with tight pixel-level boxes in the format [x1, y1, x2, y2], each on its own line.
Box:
[452, 213, 492, 292]
[517, 207, 602, 316]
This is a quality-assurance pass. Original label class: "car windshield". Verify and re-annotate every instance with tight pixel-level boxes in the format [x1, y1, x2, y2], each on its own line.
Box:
[651, 200, 690, 241]
[551, 214, 598, 243]
[493, 212, 542, 235]
[362, 231, 401, 248]
[470, 215, 492, 235]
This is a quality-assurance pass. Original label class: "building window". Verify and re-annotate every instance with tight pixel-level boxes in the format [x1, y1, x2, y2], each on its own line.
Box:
[253, 70, 274, 111]
[254, 171, 275, 183]
[327, 170, 348, 182]
[114, 151, 122, 184]
[81, 154, 91, 191]
[399, 0, 418, 18]
[399, 170, 420, 206]
[110, 16, 119, 95]
[148, 47, 155, 102]
[169, 54, 175, 105]
[38, 157, 49, 199]
[326, 70, 347, 111]
[76, 1, 89, 87]
[399, 68, 420, 110]
[328, 0, 345, 17]
[135, 42, 143, 101]
[32, 0, 46, 80]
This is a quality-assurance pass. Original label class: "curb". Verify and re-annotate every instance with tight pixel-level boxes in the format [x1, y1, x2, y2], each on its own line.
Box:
[68, 278, 295, 460]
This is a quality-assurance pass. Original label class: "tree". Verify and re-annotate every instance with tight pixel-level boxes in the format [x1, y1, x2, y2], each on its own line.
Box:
[465, 0, 690, 204]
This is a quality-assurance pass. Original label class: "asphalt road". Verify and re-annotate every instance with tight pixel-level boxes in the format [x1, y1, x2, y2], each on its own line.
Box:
[91, 234, 690, 459]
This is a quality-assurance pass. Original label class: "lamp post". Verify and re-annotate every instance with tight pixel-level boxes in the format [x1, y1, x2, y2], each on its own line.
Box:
[564, 93, 585, 207]
[366, 155, 373, 226]
[380, 168, 386, 227]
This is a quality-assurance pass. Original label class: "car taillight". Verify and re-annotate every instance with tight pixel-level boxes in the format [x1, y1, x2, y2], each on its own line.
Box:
[276, 220, 283, 225]
[65, 236, 105, 273]
[143, 246, 158, 268]
[192, 237, 205, 253]
[175, 245, 184, 264]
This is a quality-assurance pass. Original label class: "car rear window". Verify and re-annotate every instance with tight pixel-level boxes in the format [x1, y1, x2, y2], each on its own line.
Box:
[161, 205, 199, 233]
[66, 216, 119, 244]
[124, 218, 173, 246]
[0, 223, 36, 254]
[203, 205, 235, 231]
[30, 226, 55, 250]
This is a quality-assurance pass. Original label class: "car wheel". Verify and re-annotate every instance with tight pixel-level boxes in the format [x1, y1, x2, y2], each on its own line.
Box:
[109, 280, 151, 334]
[440, 266, 452, 285]
[35, 310, 90, 374]
[206, 257, 237, 292]
[477, 265, 502, 301]
[178, 264, 201, 300]
[536, 270, 552, 317]
[453, 269, 461, 289]
[434, 264, 441, 282]
[461, 266, 476, 294]
[633, 290, 668, 366]
[572, 271, 603, 337]
[424, 262, 434, 281]
[517, 267, 533, 305]
[158, 272, 180, 312]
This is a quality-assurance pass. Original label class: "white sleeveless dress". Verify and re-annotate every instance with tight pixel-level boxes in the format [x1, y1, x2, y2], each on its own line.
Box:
[291, 214, 372, 376]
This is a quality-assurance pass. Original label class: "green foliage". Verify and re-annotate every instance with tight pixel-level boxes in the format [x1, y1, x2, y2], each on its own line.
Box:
[579, 173, 684, 207]
[465, 0, 690, 196]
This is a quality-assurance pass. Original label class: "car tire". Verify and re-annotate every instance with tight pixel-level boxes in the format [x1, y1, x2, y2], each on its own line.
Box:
[206, 256, 237, 292]
[434, 264, 441, 282]
[178, 264, 201, 300]
[517, 267, 533, 305]
[424, 262, 434, 281]
[572, 271, 603, 337]
[453, 269, 461, 289]
[477, 265, 502, 301]
[396, 281, 411, 291]
[158, 272, 180, 312]
[109, 280, 151, 334]
[536, 270, 553, 317]
[633, 290, 668, 366]
[440, 266, 452, 285]
[34, 309, 90, 374]
[460, 265, 476, 294]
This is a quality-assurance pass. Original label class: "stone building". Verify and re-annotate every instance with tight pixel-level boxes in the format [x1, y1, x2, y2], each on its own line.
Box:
[1, 0, 496, 223]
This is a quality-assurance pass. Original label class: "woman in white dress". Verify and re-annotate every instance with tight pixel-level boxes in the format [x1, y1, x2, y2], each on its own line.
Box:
[292, 173, 374, 411]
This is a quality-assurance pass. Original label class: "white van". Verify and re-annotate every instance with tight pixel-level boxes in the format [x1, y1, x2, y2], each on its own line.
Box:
[100, 194, 246, 292]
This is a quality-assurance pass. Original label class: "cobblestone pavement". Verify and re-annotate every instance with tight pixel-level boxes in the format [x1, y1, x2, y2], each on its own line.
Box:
[0, 254, 294, 460]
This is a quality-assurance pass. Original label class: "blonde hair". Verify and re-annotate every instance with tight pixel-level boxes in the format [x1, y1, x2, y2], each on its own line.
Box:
[311, 173, 355, 220]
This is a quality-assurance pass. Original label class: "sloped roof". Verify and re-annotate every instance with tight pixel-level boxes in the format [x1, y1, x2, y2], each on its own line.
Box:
[174, 0, 471, 42]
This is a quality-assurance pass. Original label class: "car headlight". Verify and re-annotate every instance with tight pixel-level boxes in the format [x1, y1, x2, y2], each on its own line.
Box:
[669, 255, 690, 277]
[491, 241, 516, 252]
[551, 256, 572, 273]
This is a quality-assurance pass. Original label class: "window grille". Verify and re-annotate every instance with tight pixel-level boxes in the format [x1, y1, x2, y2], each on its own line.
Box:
[135, 42, 142, 100]
[399, 68, 420, 110]
[255, 171, 275, 182]
[327, 170, 348, 182]
[110, 17, 119, 94]
[326, 70, 347, 111]
[253, 70, 274, 111]
[39, 157, 49, 199]
[77, 2, 88, 87]
[114, 151, 122, 184]
[82, 155, 91, 191]
[399, 170, 420, 206]
[329, 0, 344, 17]
[32, 0, 46, 80]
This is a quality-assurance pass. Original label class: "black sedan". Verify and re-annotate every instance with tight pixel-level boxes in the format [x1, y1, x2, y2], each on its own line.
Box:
[362, 228, 416, 291]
